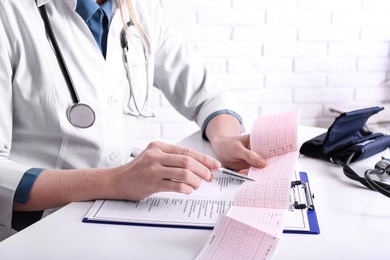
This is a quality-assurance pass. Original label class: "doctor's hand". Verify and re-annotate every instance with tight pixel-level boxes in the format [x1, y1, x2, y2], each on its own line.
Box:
[112, 141, 221, 201]
[210, 134, 267, 174]
[205, 114, 267, 174]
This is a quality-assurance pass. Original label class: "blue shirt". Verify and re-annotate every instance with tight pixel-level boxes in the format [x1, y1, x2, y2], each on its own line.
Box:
[75, 0, 112, 58]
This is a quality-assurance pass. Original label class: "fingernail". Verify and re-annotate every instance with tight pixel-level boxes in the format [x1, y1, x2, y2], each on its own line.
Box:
[257, 159, 267, 167]
[213, 161, 221, 168]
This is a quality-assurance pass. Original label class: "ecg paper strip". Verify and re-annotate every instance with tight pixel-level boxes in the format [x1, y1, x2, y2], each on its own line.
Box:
[250, 110, 299, 159]
[235, 152, 299, 209]
[196, 213, 282, 260]
[196, 110, 301, 260]
[226, 206, 285, 235]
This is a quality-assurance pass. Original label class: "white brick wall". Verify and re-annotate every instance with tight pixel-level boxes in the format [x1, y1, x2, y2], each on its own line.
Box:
[137, 0, 390, 147]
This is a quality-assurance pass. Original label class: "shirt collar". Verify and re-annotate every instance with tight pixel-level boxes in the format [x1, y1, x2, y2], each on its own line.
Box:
[36, 0, 51, 7]
[76, 0, 99, 22]
[36, 0, 115, 14]
[75, 0, 113, 23]
[100, 1, 113, 19]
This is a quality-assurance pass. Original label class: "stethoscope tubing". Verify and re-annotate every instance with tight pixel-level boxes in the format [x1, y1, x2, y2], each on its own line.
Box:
[39, 5, 79, 104]
[39, 5, 96, 128]
[38, 3, 154, 128]
[121, 21, 154, 118]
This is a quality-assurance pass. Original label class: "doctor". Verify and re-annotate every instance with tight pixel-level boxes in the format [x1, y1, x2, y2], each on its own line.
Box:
[0, 0, 267, 233]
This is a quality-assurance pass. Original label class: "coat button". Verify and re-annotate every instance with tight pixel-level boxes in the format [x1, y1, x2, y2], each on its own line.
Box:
[107, 96, 117, 105]
[109, 151, 119, 161]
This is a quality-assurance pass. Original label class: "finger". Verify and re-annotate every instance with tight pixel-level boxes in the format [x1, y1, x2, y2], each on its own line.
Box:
[153, 167, 203, 189]
[232, 135, 266, 168]
[159, 152, 213, 182]
[148, 141, 220, 181]
[158, 142, 221, 169]
[155, 179, 196, 194]
[240, 149, 267, 168]
[138, 143, 210, 182]
[238, 168, 249, 175]
[167, 179, 196, 194]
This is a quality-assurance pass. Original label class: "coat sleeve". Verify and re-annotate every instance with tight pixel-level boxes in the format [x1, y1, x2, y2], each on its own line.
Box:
[137, 0, 242, 128]
[0, 9, 31, 228]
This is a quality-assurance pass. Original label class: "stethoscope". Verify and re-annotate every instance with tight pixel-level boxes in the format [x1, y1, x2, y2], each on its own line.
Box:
[120, 21, 154, 119]
[38, 4, 154, 129]
[334, 154, 390, 199]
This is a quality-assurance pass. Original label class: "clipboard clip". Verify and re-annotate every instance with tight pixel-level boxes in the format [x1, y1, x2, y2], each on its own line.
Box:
[290, 180, 315, 210]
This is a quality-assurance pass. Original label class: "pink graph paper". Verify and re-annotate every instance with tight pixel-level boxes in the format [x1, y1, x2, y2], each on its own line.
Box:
[196, 110, 301, 260]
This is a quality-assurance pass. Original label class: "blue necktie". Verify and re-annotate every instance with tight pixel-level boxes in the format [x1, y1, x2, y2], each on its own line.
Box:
[76, 0, 111, 58]
[88, 8, 109, 57]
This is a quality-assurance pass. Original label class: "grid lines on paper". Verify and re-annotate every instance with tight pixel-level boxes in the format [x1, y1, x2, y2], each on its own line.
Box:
[198, 216, 279, 260]
[250, 111, 299, 159]
[235, 152, 298, 209]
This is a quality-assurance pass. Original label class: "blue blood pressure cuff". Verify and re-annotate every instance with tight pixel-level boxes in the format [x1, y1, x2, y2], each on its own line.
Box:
[300, 106, 390, 163]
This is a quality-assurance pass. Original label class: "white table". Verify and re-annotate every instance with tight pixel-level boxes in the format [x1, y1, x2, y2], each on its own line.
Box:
[1, 126, 389, 259]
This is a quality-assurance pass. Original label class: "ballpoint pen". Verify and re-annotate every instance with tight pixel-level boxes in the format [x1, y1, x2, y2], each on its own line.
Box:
[212, 168, 255, 182]
[131, 147, 255, 182]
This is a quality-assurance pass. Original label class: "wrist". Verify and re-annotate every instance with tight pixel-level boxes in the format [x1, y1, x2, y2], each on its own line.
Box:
[205, 114, 242, 143]
[99, 166, 124, 200]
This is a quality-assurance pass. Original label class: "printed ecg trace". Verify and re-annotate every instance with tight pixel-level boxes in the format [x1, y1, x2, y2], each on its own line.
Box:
[250, 111, 299, 159]
[235, 152, 299, 209]
[197, 215, 281, 260]
[196, 110, 301, 260]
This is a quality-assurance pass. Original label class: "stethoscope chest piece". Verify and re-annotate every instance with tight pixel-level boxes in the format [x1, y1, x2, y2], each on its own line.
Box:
[68, 103, 96, 128]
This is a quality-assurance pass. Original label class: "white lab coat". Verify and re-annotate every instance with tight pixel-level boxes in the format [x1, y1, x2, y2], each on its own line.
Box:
[0, 0, 241, 230]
